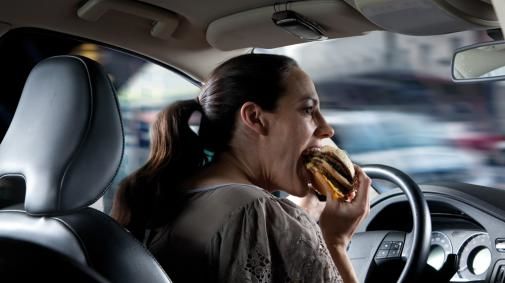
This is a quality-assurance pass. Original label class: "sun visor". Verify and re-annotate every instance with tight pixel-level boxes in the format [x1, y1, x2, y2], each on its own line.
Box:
[344, 0, 499, 35]
[206, 0, 379, 51]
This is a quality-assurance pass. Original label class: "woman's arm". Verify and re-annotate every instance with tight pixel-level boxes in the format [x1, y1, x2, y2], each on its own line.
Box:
[325, 242, 359, 283]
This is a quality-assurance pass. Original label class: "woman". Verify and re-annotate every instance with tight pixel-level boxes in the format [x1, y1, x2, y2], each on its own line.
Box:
[112, 54, 371, 283]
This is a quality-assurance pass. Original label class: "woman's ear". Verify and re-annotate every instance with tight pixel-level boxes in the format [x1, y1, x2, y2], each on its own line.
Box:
[239, 102, 269, 135]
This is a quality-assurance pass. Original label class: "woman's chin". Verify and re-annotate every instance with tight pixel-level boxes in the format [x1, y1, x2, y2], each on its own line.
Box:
[285, 160, 312, 197]
[290, 178, 312, 197]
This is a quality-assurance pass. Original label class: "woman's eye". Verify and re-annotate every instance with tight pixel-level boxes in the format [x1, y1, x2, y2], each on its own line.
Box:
[303, 107, 314, 115]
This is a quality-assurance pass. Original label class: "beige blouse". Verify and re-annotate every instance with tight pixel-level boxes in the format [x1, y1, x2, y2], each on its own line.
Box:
[147, 183, 343, 283]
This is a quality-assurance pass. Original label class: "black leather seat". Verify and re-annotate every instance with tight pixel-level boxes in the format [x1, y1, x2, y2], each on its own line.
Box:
[0, 55, 171, 282]
[0, 237, 109, 282]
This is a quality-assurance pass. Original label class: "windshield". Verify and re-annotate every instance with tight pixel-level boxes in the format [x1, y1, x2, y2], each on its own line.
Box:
[257, 31, 505, 189]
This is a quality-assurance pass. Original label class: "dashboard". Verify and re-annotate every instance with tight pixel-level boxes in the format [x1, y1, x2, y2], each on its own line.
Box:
[361, 182, 505, 283]
[429, 229, 491, 281]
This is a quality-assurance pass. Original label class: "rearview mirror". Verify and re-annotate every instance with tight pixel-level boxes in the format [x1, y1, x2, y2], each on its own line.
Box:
[452, 40, 505, 82]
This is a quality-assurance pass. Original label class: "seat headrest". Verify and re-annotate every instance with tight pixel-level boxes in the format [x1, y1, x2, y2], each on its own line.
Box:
[0, 55, 124, 215]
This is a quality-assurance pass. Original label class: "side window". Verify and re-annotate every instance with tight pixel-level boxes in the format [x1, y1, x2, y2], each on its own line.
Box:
[94, 49, 200, 214]
[0, 28, 200, 211]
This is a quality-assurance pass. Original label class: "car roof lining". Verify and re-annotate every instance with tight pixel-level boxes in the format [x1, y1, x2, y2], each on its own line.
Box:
[0, 0, 248, 81]
[0, 0, 500, 80]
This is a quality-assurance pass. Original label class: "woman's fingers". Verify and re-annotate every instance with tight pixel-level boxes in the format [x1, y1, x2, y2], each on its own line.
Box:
[354, 166, 371, 200]
[353, 165, 371, 216]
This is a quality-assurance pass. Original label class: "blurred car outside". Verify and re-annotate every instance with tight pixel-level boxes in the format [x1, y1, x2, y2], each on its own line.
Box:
[322, 110, 491, 191]
[442, 121, 505, 152]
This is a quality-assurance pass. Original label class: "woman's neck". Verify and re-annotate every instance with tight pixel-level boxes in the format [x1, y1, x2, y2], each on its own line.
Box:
[181, 151, 269, 190]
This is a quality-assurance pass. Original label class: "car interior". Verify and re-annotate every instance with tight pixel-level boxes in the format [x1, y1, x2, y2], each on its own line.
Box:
[0, 0, 505, 282]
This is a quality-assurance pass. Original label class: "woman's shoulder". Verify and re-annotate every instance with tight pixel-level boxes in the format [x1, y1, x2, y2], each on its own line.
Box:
[167, 184, 276, 235]
[149, 184, 275, 251]
[185, 183, 310, 226]
[198, 185, 314, 227]
[164, 184, 313, 244]
[187, 183, 273, 207]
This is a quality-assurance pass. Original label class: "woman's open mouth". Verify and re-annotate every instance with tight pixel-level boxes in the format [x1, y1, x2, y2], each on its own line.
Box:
[299, 146, 321, 186]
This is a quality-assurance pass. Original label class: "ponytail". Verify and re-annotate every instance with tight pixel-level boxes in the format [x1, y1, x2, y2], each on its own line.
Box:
[111, 99, 207, 239]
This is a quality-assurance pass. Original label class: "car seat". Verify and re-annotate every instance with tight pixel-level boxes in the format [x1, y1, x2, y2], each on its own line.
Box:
[0, 55, 171, 283]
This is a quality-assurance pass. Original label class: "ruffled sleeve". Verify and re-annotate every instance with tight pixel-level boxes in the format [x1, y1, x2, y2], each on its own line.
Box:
[210, 194, 344, 283]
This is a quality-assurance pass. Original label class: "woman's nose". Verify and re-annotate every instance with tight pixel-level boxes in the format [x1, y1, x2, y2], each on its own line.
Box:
[315, 114, 334, 139]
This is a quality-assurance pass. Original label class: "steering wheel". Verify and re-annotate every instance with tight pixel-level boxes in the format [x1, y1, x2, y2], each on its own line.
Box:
[348, 164, 432, 283]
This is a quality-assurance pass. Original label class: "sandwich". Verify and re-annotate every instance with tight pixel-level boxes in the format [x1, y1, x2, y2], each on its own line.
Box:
[303, 145, 356, 201]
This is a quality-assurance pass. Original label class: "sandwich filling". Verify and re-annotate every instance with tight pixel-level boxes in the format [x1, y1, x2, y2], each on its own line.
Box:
[303, 146, 355, 201]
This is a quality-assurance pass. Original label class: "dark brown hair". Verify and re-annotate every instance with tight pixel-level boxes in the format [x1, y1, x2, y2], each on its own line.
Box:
[111, 54, 298, 239]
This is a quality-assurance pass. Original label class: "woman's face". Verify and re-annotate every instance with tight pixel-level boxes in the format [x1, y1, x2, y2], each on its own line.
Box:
[261, 67, 334, 196]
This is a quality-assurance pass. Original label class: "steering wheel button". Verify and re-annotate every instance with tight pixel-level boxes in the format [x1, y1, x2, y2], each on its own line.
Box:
[388, 249, 401, 258]
[391, 242, 402, 250]
[379, 241, 392, 250]
[376, 250, 389, 258]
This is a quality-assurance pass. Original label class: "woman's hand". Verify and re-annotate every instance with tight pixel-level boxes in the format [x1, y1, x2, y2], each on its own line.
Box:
[287, 191, 325, 221]
[319, 165, 371, 247]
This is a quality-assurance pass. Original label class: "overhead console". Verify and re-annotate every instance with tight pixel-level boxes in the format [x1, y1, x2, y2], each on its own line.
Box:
[343, 0, 500, 35]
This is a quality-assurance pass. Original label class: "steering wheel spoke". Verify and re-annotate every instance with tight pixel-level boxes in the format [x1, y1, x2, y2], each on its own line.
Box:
[349, 230, 407, 282]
